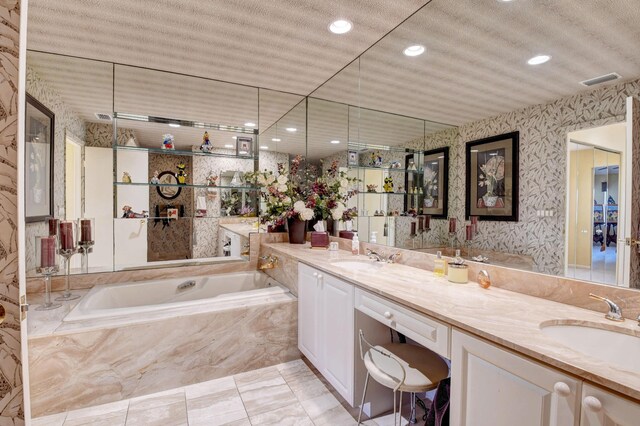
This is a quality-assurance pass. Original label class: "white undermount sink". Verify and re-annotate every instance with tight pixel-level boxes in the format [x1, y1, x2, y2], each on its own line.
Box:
[331, 260, 385, 272]
[540, 321, 640, 374]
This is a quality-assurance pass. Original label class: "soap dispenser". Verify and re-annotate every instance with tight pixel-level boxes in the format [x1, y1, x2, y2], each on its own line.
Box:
[434, 251, 446, 277]
[351, 233, 360, 255]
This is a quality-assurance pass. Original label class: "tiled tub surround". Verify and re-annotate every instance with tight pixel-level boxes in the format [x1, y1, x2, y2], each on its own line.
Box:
[27, 273, 299, 417]
[261, 241, 640, 402]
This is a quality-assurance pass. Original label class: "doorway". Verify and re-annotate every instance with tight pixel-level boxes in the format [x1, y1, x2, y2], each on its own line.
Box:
[566, 123, 626, 285]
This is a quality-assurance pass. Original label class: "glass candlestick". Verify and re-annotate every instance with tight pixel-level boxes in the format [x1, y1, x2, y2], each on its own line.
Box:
[35, 235, 62, 311]
[55, 220, 80, 301]
[78, 217, 95, 274]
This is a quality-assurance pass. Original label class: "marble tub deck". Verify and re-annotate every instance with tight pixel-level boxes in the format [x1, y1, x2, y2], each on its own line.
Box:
[31, 359, 411, 426]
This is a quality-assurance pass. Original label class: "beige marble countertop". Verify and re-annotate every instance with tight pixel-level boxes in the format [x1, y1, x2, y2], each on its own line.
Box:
[263, 242, 640, 402]
[219, 223, 261, 239]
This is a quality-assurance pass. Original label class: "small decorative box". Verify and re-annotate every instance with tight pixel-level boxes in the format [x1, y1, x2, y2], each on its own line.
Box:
[310, 232, 330, 248]
[339, 231, 355, 240]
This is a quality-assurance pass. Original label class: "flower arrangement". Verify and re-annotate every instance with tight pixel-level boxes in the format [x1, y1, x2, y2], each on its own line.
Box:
[246, 155, 314, 227]
[306, 160, 359, 222]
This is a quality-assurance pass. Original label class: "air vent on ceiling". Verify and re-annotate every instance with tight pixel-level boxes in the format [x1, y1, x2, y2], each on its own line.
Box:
[580, 73, 621, 87]
[94, 112, 112, 121]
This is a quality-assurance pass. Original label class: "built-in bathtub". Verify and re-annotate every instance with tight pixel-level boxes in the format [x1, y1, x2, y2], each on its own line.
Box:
[64, 271, 287, 322]
[28, 271, 300, 417]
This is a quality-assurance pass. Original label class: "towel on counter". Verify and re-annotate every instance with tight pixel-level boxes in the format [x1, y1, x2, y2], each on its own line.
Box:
[426, 377, 450, 426]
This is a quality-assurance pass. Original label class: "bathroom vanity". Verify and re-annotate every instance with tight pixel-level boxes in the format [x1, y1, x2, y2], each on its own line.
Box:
[268, 243, 640, 426]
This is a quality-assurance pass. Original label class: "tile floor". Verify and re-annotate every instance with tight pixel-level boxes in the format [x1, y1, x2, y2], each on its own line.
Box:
[31, 359, 415, 426]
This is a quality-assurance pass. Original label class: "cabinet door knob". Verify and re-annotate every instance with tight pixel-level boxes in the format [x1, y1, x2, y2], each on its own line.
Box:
[553, 382, 571, 397]
[317, 274, 323, 280]
[384, 311, 392, 319]
[312, 272, 318, 277]
[583, 396, 602, 412]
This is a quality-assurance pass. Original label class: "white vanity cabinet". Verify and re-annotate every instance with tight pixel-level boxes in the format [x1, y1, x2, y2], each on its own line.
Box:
[297, 263, 355, 405]
[580, 383, 640, 426]
[451, 329, 581, 426]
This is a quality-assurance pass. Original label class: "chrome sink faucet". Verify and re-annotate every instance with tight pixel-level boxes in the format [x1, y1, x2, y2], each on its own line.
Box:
[365, 249, 384, 262]
[589, 293, 624, 322]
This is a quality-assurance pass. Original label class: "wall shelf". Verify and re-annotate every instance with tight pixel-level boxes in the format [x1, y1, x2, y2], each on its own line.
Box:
[114, 182, 257, 191]
[113, 144, 257, 159]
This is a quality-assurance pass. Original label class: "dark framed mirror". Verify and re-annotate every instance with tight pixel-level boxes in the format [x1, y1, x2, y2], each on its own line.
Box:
[422, 147, 449, 219]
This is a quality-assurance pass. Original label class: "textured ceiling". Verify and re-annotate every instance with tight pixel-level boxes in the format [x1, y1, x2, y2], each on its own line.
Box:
[27, 0, 429, 95]
[313, 0, 640, 125]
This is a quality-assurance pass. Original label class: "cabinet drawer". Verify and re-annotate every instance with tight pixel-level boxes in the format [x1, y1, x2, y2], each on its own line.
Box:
[355, 288, 450, 358]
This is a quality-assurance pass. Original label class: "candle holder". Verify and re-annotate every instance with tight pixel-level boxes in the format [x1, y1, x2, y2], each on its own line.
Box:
[78, 217, 95, 274]
[448, 232, 458, 250]
[55, 220, 81, 301]
[35, 235, 62, 311]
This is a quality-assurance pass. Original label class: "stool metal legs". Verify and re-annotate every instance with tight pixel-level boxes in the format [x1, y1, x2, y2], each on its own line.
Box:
[409, 392, 417, 424]
[357, 372, 370, 425]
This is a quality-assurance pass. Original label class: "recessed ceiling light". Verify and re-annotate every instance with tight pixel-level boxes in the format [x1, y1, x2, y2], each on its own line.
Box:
[330, 140, 340, 144]
[403, 45, 425, 57]
[286, 127, 297, 132]
[329, 19, 352, 34]
[244, 122, 256, 127]
[272, 138, 281, 142]
[168, 123, 180, 128]
[260, 145, 269, 150]
[431, 162, 438, 165]
[489, 153, 498, 156]
[224, 144, 234, 148]
[498, 0, 515, 2]
[527, 55, 551, 65]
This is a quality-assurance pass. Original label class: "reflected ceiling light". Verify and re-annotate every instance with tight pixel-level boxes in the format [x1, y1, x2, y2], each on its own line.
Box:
[489, 153, 498, 156]
[260, 145, 269, 150]
[168, 123, 180, 128]
[471, 149, 479, 153]
[244, 122, 256, 127]
[329, 19, 352, 34]
[330, 140, 341, 144]
[403, 45, 425, 57]
[286, 127, 297, 132]
[232, 136, 237, 140]
[431, 162, 438, 165]
[272, 138, 281, 142]
[224, 144, 234, 148]
[527, 55, 551, 65]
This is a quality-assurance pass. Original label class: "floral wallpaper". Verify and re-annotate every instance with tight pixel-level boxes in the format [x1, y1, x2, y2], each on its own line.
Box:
[147, 154, 193, 261]
[24, 66, 86, 279]
[0, 1, 24, 423]
[423, 78, 640, 280]
[85, 122, 137, 147]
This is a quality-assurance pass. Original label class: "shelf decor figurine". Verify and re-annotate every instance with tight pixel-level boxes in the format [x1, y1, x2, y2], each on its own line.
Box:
[122, 205, 148, 218]
[56, 220, 81, 301]
[150, 170, 160, 184]
[369, 152, 383, 167]
[200, 131, 214, 153]
[366, 184, 378, 193]
[122, 171, 132, 183]
[35, 235, 62, 310]
[162, 133, 175, 150]
[383, 176, 394, 193]
[176, 163, 188, 185]
[206, 171, 218, 200]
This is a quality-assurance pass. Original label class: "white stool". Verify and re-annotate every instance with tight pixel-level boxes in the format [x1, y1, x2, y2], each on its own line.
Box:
[357, 330, 449, 425]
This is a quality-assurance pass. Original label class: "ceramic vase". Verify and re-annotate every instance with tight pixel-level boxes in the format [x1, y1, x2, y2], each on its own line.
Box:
[287, 218, 307, 244]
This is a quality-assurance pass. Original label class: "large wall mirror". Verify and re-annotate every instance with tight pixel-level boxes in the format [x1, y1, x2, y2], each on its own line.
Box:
[24, 51, 306, 277]
[306, 0, 640, 290]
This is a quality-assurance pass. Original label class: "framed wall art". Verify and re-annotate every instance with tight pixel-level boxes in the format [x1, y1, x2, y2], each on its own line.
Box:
[236, 136, 253, 157]
[422, 147, 449, 218]
[25, 93, 55, 222]
[465, 131, 519, 221]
